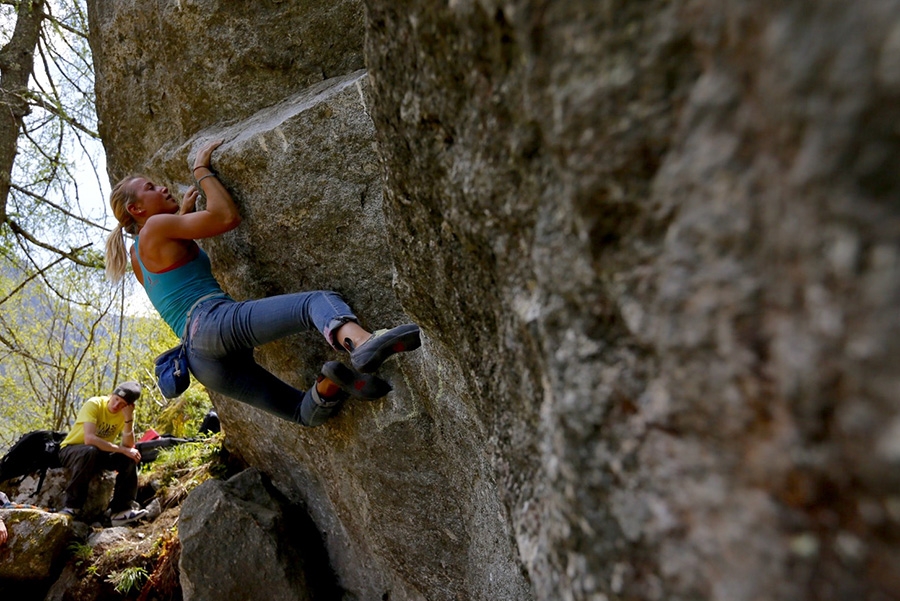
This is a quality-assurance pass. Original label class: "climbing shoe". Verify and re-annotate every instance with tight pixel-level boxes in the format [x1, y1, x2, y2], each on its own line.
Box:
[348, 323, 421, 373]
[59, 507, 79, 518]
[322, 361, 392, 399]
[110, 507, 148, 527]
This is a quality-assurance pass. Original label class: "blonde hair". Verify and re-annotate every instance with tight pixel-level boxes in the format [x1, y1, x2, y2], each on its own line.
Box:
[104, 177, 141, 282]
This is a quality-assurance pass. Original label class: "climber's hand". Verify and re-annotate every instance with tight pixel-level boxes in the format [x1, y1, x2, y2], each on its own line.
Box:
[193, 139, 224, 172]
[180, 186, 199, 214]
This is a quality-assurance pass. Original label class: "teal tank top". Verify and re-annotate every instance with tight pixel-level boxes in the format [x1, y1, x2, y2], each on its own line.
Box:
[133, 237, 230, 338]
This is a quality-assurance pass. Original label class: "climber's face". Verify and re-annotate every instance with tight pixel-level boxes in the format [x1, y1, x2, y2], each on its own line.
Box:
[126, 177, 179, 218]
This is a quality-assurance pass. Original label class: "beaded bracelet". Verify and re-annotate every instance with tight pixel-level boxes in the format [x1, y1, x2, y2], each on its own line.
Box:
[197, 173, 217, 185]
[192, 164, 211, 173]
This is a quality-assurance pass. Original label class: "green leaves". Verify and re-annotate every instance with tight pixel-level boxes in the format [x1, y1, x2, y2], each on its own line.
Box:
[0, 260, 179, 447]
[106, 566, 149, 594]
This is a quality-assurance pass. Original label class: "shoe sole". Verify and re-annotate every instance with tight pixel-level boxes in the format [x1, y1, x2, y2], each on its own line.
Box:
[111, 512, 148, 527]
[351, 324, 421, 373]
[322, 361, 392, 399]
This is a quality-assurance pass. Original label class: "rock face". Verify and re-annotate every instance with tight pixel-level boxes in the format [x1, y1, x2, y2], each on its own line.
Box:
[88, 0, 366, 177]
[0, 509, 71, 580]
[87, 1, 900, 600]
[4, 468, 114, 521]
[179, 469, 318, 601]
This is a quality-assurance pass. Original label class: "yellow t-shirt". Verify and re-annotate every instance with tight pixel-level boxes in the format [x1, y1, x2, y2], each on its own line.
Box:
[61, 396, 125, 448]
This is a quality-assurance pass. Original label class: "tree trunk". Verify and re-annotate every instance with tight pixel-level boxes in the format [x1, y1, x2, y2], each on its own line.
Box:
[0, 0, 45, 223]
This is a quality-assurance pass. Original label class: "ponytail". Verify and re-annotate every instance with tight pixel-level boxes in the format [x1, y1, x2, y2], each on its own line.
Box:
[104, 224, 129, 282]
[105, 177, 140, 283]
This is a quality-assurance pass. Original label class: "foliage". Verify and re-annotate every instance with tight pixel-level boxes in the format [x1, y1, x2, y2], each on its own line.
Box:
[150, 385, 214, 439]
[141, 433, 225, 508]
[0, 245, 212, 449]
[67, 540, 93, 564]
[0, 261, 180, 447]
[106, 565, 149, 595]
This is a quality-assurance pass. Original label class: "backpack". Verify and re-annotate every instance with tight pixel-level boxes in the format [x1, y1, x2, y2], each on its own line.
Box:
[135, 435, 193, 464]
[0, 430, 67, 496]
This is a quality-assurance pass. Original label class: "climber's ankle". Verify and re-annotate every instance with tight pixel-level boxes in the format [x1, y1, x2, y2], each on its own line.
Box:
[335, 322, 372, 352]
[316, 375, 343, 399]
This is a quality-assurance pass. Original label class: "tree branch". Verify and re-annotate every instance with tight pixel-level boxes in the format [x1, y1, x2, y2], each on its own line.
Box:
[41, 6, 88, 40]
[0, 314, 58, 367]
[0, 251, 66, 307]
[12, 233, 100, 311]
[23, 89, 98, 138]
[7, 217, 98, 267]
[10, 182, 109, 230]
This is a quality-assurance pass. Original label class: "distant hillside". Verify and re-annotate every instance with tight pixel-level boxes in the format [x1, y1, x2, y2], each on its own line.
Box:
[0, 261, 176, 449]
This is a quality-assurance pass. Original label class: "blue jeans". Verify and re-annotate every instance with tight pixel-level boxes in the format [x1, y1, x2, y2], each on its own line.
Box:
[185, 291, 356, 425]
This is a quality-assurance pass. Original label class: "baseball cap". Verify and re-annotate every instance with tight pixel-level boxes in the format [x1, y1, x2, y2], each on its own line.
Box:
[112, 381, 142, 405]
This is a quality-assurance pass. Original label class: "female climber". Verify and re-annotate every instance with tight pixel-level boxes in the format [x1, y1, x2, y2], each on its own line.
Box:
[104, 139, 421, 427]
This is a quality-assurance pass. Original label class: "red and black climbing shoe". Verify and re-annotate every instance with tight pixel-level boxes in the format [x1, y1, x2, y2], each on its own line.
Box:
[348, 324, 421, 373]
[322, 361, 392, 399]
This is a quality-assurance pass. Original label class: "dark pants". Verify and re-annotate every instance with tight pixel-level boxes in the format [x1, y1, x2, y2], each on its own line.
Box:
[186, 293, 355, 425]
[59, 444, 138, 513]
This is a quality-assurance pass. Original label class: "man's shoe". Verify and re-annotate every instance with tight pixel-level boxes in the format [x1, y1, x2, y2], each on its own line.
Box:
[59, 507, 78, 518]
[348, 324, 421, 373]
[110, 507, 148, 527]
[322, 361, 392, 399]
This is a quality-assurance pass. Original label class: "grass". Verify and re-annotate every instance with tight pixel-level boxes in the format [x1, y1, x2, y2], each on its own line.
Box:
[141, 432, 226, 508]
[67, 541, 93, 566]
[106, 566, 149, 594]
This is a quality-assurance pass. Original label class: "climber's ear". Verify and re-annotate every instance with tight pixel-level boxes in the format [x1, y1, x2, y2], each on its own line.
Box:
[126, 200, 145, 218]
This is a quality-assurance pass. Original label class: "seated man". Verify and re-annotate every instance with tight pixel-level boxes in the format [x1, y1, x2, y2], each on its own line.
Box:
[58, 382, 148, 526]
